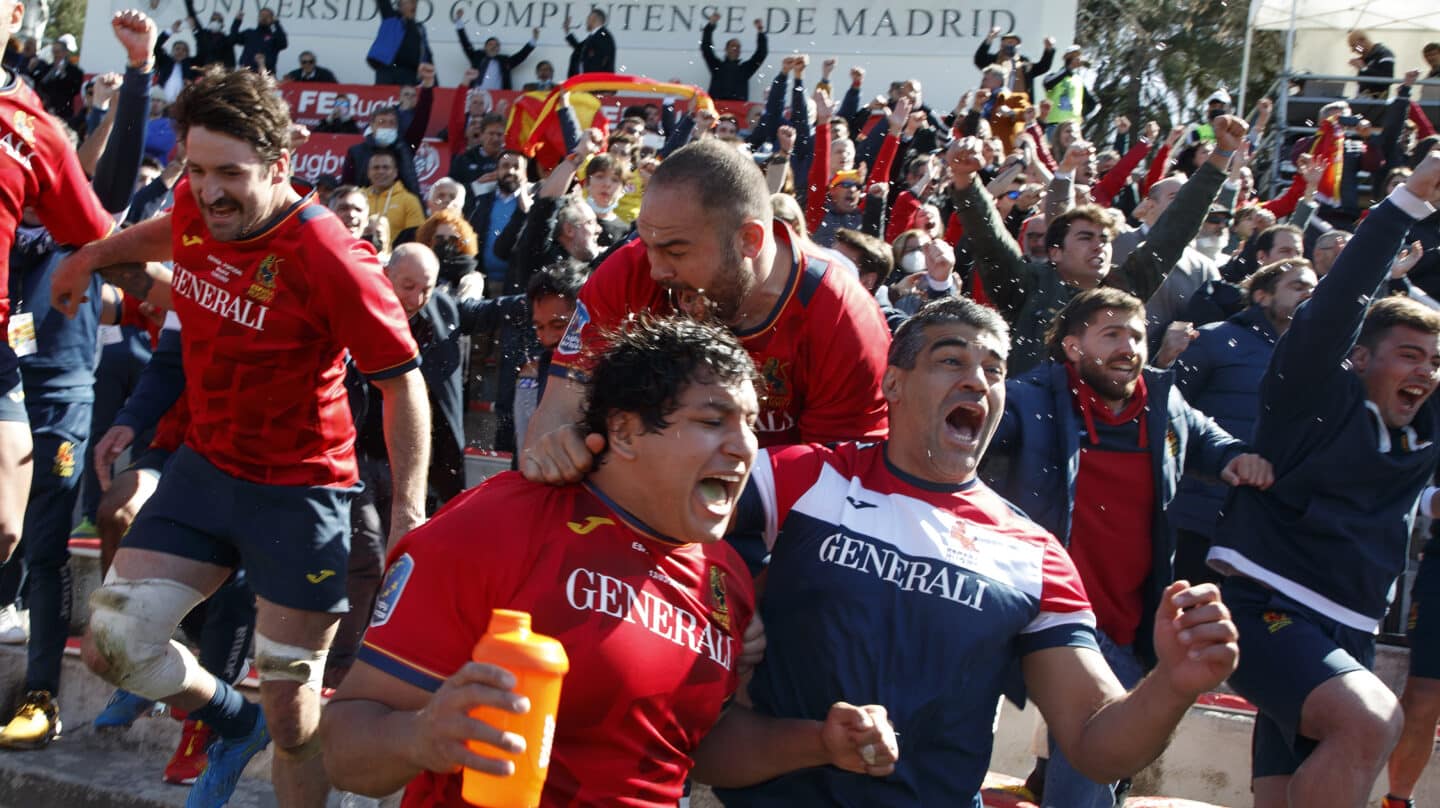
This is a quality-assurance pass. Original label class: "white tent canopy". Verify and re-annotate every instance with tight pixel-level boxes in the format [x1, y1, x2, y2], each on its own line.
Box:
[1250, 1, 1440, 32]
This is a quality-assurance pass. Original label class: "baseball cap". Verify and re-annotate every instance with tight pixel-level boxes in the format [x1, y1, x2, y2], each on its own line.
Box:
[55, 34, 77, 53]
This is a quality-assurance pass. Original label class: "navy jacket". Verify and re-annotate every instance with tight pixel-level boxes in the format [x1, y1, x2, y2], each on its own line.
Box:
[985, 362, 1245, 660]
[1212, 193, 1440, 632]
[457, 30, 533, 90]
[1170, 304, 1279, 538]
[230, 19, 286, 72]
[565, 26, 615, 77]
[700, 22, 766, 101]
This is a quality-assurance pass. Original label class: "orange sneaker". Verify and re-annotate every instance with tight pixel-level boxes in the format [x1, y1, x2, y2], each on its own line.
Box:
[162, 719, 212, 785]
[1381, 796, 1415, 808]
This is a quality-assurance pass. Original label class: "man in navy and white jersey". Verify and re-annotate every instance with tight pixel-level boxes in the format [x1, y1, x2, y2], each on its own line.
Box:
[701, 297, 1241, 806]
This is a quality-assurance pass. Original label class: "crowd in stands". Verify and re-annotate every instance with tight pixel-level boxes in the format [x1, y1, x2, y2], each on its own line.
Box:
[3, 4, 1440, 808]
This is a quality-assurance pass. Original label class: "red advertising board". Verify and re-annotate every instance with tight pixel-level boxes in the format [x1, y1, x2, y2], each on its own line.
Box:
[278, 81, 757, 139]
[292, 132, 452, 198]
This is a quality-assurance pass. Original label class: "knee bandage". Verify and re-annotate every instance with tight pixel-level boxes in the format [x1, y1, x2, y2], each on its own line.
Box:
[87, 571, 210, 700]
[253, 634, 328, 693]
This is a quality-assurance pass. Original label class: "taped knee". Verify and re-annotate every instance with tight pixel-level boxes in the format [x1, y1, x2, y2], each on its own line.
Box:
[254, 634, 328, 694]
[87, 572, 208, 701]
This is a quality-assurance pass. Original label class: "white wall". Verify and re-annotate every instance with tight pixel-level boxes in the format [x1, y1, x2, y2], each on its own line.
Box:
[80, 0, 1075, 100]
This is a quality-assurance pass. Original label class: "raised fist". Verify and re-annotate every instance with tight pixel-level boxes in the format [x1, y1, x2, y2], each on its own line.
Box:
[850, 66, 865, 85]
[1405, 150, 1440, 205]
[1209, 114, 1249, 153]
[112, 9, 159, 68]
[946, 136, 985, 187]
[708, 12, 720, 24]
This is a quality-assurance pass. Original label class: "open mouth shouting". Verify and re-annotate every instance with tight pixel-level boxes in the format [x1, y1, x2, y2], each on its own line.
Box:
[944, 400, 987, 450]
[695, 470, 745, 519]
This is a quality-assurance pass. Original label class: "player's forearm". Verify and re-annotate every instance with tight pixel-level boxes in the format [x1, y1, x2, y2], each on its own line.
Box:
[1060, 671, 1193, 783]
[98, 262, 173, 312]
[379, 369, 430, 540]
[523, 375, 586, 452]
[83, 213, 175, 268]
[690, 705, 829, 787]
[321, 700, 430, 796]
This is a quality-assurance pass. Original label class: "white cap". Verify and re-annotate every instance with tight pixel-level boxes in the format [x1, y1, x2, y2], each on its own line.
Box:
[55, 33, 77, 53]
[1207, 88, 1232, 106]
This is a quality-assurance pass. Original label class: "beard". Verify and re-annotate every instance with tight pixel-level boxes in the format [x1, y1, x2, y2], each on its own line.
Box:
[668, 239, 753, 324]
[1078, 354, 1139, 403]
[497, 174, 521, 195]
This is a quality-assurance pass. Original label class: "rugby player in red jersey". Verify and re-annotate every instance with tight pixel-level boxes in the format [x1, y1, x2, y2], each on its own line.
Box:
[50, 64, 430, 808]
[0, 0, 118, 570]
[521, 139, 892, 485]
[321, 316, 898, 807]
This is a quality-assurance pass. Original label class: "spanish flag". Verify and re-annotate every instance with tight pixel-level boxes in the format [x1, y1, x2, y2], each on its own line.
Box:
[506, 73, 713, 169]
[1307, 114, 1345, 200]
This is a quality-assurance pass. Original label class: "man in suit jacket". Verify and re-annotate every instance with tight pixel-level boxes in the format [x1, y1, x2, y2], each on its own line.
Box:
[154, 26, 197, 102]
[564, 8, 615, 77]
[454, 12, 537, 91]
[283, 50, 337, 82]
[30, 34, 83, 120]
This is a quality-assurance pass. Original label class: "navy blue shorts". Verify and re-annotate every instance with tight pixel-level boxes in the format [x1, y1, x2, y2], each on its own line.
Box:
[0, 362, 26, 424]
[122, 445, 356, 613]
[1222, 576, 1374, 779]
[126, 446, 173, 481]
[1409, 550, 1440, 680]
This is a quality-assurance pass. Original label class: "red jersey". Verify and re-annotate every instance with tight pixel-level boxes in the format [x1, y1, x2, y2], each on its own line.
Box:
[551, 222, 891, 446]
[0, 74, 113, 327]
[168, 178, 418, 486]
[361, 472, 755, 808]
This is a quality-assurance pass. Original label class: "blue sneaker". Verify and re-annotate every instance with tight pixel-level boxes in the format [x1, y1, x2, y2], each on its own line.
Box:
[184, 709, 269, 808]
[92, 690, 156, 730]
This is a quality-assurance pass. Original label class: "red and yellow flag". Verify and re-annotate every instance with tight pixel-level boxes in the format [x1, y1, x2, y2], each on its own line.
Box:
[505, 73, 711, 169]
[1307, 115, 1345, 199]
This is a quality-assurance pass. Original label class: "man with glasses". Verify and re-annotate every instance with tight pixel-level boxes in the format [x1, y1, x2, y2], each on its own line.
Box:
[283, 50, 336, 83]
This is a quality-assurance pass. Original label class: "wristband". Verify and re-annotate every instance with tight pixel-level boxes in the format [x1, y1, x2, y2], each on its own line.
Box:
[1214, 147, 1236, 159]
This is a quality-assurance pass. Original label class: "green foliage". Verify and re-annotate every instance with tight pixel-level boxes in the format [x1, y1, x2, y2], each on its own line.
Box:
[1079, 0, 1284, 133]
[49, 0, 87, 48]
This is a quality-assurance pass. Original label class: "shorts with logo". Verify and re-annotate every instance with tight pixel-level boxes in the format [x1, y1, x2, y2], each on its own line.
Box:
[126, 446, 173, 482]
[0, 352, 26, 423]
[1222, 576, 1374, 778]
[1409, 546, 1440, 680]
[122, 445, 356, 613]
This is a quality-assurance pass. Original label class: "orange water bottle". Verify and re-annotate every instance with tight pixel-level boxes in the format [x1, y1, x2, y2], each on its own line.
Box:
[462, 609, 570, 808]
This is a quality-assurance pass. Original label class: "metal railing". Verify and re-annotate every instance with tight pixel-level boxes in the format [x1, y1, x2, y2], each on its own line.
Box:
[1265, 72, 1440, 196]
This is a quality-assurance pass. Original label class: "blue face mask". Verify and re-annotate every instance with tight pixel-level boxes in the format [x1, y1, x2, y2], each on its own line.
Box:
[587, 194, 618, 216]
[372, 127, 398, 146]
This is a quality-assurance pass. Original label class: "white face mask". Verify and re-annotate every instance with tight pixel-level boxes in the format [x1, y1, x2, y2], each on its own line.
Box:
[899, 251, 926, 273]
[586, 195, 618, 216]
[372, 127, 398, 146]
[1193, 233, 1226, 259]
[208, 20, 223, 32]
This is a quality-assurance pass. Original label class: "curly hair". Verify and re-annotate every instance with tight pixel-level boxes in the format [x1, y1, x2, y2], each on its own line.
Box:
[581, 316, 761, 462]
[171, 65, 292, 165]
[414, 208, 479, 256]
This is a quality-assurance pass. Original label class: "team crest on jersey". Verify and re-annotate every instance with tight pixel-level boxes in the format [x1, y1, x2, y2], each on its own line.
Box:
[1262, 610, 1292, 634]
[557, 301, 589, 356]
[759, 358, 791, 406]
[52, 441, 75, 478]
[948, 520, 978, 553]
[1166, 427, 1180, 459]
[708, 567, 731, 630]
[370, 553, 415, 627]
[182, 233, 204, 247]
[247, 255, 282, 303]
[10, 110, 34, 144]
